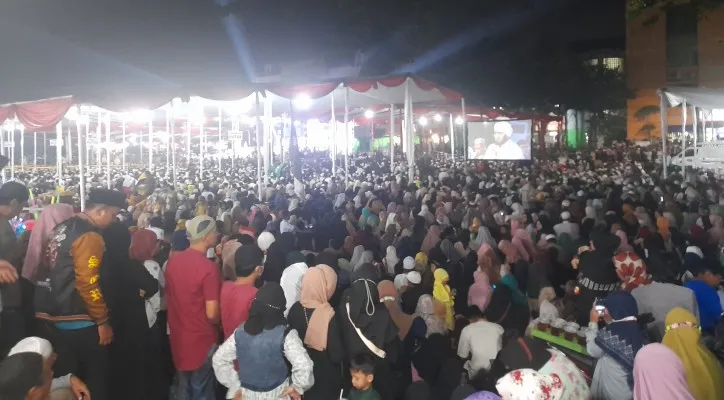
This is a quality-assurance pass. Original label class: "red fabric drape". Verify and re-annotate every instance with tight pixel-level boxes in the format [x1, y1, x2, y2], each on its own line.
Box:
[0, 106, 13, 125]
[13, 97, 74, 130]
[411, 77, 462, 101]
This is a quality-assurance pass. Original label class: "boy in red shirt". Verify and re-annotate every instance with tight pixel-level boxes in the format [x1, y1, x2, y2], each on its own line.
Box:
[220, 244, 263, 339]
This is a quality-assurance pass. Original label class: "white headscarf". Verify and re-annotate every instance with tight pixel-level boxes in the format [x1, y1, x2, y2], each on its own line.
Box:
[385, 246, 399, 275]
[280, 262, 309, 317]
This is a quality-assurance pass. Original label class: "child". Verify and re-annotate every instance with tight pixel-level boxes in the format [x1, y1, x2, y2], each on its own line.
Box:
[349, 354, 381, 400]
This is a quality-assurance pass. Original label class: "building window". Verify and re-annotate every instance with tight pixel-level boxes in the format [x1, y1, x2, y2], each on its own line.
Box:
[602, 57, 623, 71]
[585, 59, 599, 66]
[666, 4, 698, 68]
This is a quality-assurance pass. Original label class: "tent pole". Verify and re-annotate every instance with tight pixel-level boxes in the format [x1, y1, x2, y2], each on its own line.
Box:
[186, 120, 191, 166]
[66, 125, 72, 164]
[166, 109, 171, 172]
[449, 113, 455, 161]
[255, 92, 263, 200]
[218, 106, 222, 173]
[33, 132, 37, 170]
[122, 117, 127, 172]
[43, 133, 47, 167]
[199, 120, 205, 180]
[77, 120, 86, 211]
[20, 124, 25, 171]
[1, 123, 5, 183]
[56, 122, 63, 188]
[693, 107, 698, 161]
[10, 121, 15, 179]
[263, 91, 272, 188]
[97, 111, 102, 174]
[659, 92, 668, 179]
[149, 116, 154, 171]
[171, 113, 177, 191]
[344, 86, 349, 188]
[390, 104, 395, 174]
[331, 91, 337, 176]
[405, 77, 415, 183]
[681, 101, 687, 177]
[105, 115, 111, 189]
[461, 97, 467, 162]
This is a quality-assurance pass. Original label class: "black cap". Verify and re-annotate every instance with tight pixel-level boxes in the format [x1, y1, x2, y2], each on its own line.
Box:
[0, 352, 43, 399]
[0, 181, 29, 205]
[235, 245, 264, 276]
[87, 189, 128, 209]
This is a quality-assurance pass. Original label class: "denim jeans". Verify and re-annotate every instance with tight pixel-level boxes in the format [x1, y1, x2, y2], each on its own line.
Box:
[172, 345, 217, 400]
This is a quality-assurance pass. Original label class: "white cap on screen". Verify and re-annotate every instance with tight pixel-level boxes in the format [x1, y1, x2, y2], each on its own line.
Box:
[493, 121, 513, 136]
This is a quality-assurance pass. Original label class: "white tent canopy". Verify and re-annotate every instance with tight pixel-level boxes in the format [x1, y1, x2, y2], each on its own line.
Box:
[659, 87, 724, 110]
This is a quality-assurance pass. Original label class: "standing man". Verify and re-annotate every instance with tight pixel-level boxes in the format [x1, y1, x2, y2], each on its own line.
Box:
[0, 181, 30, 357]
[38, 188, 126, 400]
[166, 215, 221, 400]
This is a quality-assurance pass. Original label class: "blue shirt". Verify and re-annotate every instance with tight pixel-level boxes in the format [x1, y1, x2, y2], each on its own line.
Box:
[685, 280, 722, 331]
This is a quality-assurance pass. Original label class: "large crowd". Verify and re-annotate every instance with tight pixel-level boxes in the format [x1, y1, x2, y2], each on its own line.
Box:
[1, 142, 724, 400]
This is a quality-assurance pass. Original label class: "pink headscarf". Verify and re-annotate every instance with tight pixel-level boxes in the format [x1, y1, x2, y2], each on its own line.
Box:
[468, 269, 493, 312]
[477, 243, 494, 264]
[616, 230, 633, 252]
[22, 204, 75, 281]
[513, 229, 536, 261]
[421, 225, 442, 255]
[511, 236, 531, 262]
[498, 240, 520, 263]
[634, 344, 694, 400]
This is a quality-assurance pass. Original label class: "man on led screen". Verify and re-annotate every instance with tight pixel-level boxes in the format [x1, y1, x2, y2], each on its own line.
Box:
[482, 121, 524, 160]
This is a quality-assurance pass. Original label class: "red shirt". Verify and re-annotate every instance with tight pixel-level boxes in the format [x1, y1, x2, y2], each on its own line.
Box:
[165, 248, 221, 371]
[220, 282, 258, 339]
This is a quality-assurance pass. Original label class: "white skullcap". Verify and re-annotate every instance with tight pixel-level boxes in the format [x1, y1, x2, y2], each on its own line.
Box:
[147, 227, 164, 241]
[403, 256, 415, 270]
[394, 274, 409, 290]
[257, 231, 276, 252]
[561, 211, 571, 221]
[406, 271, 422, 284]
[545, 234, 556, 241]
[493, 121, 513, 136]
[9, 337, 53, 360]
[576, 190, 585, 197]
[561, 200, 570, 208]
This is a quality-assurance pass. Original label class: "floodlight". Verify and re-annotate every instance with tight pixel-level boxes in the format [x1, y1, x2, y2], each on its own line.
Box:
[294, 94, 313, 110]
[419, 116, 428, 126]
[431, 134, 440, 144]
[455, 116, 464, 125]
[433, 114, 442, 122]
[364, 110, 375, 119]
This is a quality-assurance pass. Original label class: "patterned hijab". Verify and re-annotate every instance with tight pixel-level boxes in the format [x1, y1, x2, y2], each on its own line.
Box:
[496, 369, 564, 400]
[595, 291, 645, 384]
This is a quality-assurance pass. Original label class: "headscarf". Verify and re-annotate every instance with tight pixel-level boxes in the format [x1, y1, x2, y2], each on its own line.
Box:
[350, 245, 368, 270]
[633, 343, 694, 400]
[657, 215, 671, 241]
[221, 240, 242, 280]
[463, 393, 501, 400]
[384, 246, 399, 275]
[615, 230, 633, 252]
[496, 368, 564, 400]
[299, 265, 337, 351]
[22, 203, 75, 280]
[440, 239, 462, 265]
[280, 262, 308, 317]
[244, 282, 287, 335]
[415, 294, 447, 337]
[614, 251, 651, 291]
[394, 274, 408, 290]
[595, 291, 645, 382]
[433, 268, 454, 330]
[662, 308, 724, 400]
[498, 240, 520, 263]
[129, 229, 157, 262]
[468, 269, 493, 313]
[346, 264, 398, 350]
[415, 252, 429, 268]
[378, 280, 414, 339]
[343, 236, 356, 256]
[421, 225, 442, 254]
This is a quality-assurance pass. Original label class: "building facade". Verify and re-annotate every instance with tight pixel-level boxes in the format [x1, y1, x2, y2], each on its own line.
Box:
[627, 4, 724, 141]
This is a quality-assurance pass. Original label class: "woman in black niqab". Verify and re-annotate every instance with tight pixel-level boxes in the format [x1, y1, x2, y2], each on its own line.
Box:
[245, 282, 287, 335]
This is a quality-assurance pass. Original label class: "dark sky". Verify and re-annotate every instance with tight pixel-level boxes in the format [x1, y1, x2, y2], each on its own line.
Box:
[0, 0, 624, 105]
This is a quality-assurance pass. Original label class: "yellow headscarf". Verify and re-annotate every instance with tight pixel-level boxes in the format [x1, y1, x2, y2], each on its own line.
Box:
[176, 219, 187, 231]
[663, 308, 724, 400]
[415, 252, 429, 267]
[433, 268, 454, 330]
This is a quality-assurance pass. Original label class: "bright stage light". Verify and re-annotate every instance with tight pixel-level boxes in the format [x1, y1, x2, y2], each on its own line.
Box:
[431, 134, 440, 144]
[364, 110, 375, 119]
[419, 116, 428, 126]
[294, 94, 313, 110]
[455, 116, 464, 125]
[127, 109, 151, 122]
[433, 114, 442, 122]
[443, 135, 449, 144]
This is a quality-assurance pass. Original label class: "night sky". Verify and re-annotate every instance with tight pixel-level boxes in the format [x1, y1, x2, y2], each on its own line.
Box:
[0, 0, 625, 105]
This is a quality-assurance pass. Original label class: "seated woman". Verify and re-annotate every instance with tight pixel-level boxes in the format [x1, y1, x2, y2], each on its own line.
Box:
[212, 282, 314, 400]
[586, 291, 646, 400]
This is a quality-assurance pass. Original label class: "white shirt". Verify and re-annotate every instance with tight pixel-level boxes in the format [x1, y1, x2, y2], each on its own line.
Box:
[482, 140, 524, 160]
[143, 260, 162, 329]
[457, 320, 504, 376]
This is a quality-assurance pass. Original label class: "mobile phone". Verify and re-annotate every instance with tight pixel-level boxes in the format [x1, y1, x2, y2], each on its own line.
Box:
[595, 304, 605, 316]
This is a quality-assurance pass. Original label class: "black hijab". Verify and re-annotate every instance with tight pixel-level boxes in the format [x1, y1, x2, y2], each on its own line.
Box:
[245, 282, 287, 335]
[263, 232, 296, 283]
[345, 264, 397, 350]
